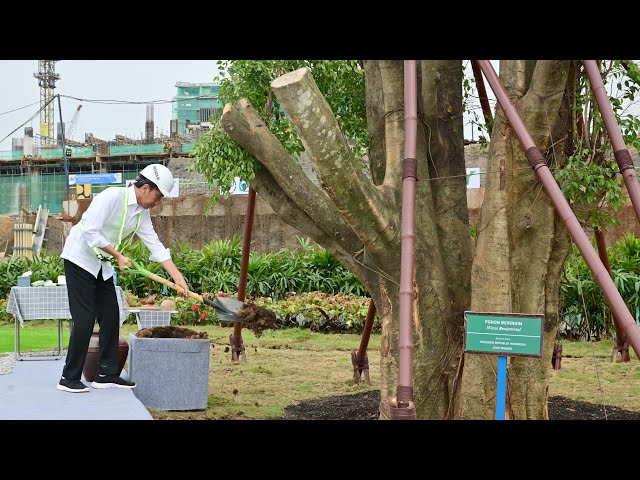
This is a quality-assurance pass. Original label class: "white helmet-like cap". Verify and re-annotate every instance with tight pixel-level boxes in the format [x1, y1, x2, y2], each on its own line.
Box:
[139, 163, 175, 197]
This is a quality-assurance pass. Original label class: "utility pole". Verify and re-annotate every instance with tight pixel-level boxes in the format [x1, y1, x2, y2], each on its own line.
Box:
[57, 95, 69, 205]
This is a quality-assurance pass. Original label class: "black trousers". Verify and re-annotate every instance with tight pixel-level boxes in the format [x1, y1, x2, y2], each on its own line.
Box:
[62, 259, 120, 381]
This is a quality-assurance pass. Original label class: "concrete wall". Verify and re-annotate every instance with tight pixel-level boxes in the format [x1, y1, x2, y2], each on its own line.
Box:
[464, 144, 487, 226]
[150, 193, 303, 253]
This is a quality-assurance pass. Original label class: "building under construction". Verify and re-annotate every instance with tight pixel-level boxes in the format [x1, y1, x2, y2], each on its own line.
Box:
[0, 66, 221, 217]
[172, 82, 221, 137]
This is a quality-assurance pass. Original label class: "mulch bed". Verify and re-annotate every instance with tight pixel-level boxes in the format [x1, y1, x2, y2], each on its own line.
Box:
[282, 390, 640, 420]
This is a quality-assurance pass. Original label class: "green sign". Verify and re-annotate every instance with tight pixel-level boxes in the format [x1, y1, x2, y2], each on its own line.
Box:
[464, 312, 543, 357]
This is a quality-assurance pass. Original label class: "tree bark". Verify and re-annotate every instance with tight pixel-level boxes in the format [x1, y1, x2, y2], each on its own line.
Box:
[459, 60, 572, 419]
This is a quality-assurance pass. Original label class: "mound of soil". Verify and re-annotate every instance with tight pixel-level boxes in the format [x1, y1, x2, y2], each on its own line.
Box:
[136, 325, 208, 339]
[238, 303, 277, 337]
[282, 390, 640, 420]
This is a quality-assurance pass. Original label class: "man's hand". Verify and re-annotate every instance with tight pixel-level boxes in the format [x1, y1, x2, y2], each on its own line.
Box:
[160, 259, 189, 298]
[116, 254, 132, 272]
[173, 276, 189, 297]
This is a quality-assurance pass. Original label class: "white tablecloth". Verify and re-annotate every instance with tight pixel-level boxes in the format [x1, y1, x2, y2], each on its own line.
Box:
[6, 286, 129, 327]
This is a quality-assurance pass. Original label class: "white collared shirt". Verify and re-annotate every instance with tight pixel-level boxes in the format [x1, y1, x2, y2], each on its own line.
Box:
[61, 185, 171, 280]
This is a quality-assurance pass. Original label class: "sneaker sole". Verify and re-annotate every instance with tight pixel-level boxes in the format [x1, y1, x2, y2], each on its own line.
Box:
[57, 384, 89, 393]
[91, 382, 136, 389]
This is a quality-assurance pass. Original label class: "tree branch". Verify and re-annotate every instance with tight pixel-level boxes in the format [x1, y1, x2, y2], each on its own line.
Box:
[270, 67, 396, 250]
[221, 99, 362, 257]
[522, 60, 571, 149]
[372, 61, 406, 195]
[363, 60, 399, 186]
[250, 166, 365, 279]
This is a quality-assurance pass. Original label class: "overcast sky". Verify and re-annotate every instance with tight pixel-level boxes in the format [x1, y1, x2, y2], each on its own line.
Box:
[0, 60, 219, 151]
[1, 60, 636, 152]
[0, 60, 496, 152]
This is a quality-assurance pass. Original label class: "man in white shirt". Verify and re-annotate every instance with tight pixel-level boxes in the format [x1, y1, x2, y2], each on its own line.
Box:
[57, 163, 189, 393]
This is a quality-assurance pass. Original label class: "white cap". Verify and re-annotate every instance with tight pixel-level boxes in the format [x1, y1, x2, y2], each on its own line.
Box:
[139, 164, 175, 197]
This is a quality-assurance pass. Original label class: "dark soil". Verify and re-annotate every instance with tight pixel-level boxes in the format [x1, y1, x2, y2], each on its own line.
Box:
[282, 390, 640, 420]
[237, 303, 277, 337]
[136, 325, 208, 339]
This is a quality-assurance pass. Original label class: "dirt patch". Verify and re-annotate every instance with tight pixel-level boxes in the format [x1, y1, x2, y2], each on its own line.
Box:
[0, 217, 14, 254]
[136, 325, 208, 339]
[282, 390, 640, 420]
[547, 395, 640, 420]
[237, 303, 278, 337]
[283, 390, 380, 420]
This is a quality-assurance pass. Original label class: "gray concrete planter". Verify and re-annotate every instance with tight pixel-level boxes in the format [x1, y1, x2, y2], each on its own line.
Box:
[128, 333, 210, 411]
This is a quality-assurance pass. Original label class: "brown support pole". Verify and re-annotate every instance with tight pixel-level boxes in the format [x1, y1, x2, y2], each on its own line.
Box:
[595, 229, 630, 362]
[230, 186, 256, 363]
[551, 342, 563, 370]
[351, 299, 375, 385]
[583, 60, 639, 362]
[389, 60, 417, 420]
[476, 60, 640, 361]
[583, 61, 640, 227]
[471, 60, 494, 136]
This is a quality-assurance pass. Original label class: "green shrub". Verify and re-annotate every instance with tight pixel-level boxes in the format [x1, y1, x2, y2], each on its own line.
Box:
[0, 297, 12, 324]
[122, 291, 376, 334]
[560, 234, 640, 340]
[168, 294, 217, 326]
[97, 235, 365, 300]
[1, 237, 370, 335]
[0, 252, 64, 298]
[254, 292, 378, 334]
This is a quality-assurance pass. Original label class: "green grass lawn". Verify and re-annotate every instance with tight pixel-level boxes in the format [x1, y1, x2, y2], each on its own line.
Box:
[549, 338, 640, 412]
[0, 320, 72, 353]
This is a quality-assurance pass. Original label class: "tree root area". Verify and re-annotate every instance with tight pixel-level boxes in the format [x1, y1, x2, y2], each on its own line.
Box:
[281, 391, 640, 420]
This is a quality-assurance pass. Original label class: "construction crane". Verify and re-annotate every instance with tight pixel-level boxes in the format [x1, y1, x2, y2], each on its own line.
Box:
[65, 104, 83, 142]
[33, 60, 59, 146]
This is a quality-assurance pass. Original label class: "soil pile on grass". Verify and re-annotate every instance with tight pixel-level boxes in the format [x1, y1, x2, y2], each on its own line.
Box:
[284, 390, 380, 420]
[282, 390, 640, 420]
[136, 325, 208, 339]
[238, 303, 277, 337]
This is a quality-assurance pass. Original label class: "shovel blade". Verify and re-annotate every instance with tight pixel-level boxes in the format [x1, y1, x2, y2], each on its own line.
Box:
[201, 296, 246, 322]
[214, 296, 245, 315]
[215, 310, 245, 322]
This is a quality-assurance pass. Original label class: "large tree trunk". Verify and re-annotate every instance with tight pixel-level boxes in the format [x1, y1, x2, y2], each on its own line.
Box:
[222, 61, 472, 419]
[377, 61, 473, 419]
[458, 60, 573, 419]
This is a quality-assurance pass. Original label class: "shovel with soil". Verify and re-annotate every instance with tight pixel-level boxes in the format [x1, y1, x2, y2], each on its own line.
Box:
[124, 260, 277, 336]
